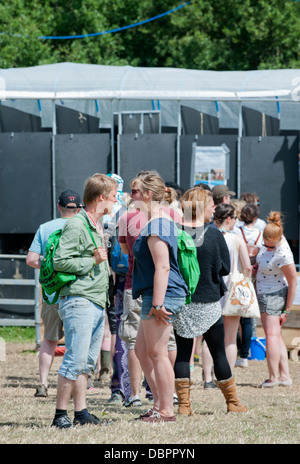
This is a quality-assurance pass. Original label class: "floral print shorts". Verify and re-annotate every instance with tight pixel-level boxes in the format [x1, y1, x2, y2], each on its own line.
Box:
[257, 287, 288, 316]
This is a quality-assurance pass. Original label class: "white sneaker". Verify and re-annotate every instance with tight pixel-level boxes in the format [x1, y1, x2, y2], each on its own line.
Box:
[124, 395, 142, 407]
[235, 358, 248, 368]
[278, 379, 292, 386]
[259, 379, 279, 388]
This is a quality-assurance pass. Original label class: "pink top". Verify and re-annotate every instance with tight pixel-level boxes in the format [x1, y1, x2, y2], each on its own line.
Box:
[118, 209, 147, 289]
[118, 205, 182, 290]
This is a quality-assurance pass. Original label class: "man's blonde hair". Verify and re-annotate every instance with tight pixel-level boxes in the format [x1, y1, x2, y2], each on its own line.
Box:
[83, 173, 118, 205]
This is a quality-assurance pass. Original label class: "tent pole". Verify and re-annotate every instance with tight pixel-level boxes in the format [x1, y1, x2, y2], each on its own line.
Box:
[111, 99, 115, 173]
[117, 101, 121, 176]
[177, 101, 181, 186]
[52, 100, 57, 219]
[237, 101, 243, 198]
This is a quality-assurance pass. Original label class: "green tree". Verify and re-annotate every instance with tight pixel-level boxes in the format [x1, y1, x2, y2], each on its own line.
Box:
[163, 0, 300, 70]
[1, 0, 300, 70]
[0, 0, 54, 67]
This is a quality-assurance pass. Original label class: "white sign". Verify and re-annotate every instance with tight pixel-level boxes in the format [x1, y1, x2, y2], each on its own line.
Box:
[191, 143, 230, 188]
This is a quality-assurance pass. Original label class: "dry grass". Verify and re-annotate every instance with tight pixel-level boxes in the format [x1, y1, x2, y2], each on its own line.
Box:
[0, 342, 299, 445]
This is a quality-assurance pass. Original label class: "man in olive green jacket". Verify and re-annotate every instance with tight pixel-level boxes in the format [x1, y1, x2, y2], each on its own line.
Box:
[51, 173, 118, 429]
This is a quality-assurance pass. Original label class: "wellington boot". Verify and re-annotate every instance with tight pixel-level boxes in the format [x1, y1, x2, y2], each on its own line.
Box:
[175, 378, 193, 416]
[215, 376, 249, 413]
[99, 350, 111, 383]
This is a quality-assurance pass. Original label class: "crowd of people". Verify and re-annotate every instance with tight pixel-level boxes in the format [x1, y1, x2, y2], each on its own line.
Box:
[27, 172, 297, 428]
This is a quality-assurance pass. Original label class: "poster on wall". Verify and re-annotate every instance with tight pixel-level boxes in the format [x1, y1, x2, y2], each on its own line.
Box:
[191, 143, 230, 188]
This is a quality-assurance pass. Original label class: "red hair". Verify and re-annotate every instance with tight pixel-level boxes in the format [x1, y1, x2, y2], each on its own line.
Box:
[263, 211, 283, 243]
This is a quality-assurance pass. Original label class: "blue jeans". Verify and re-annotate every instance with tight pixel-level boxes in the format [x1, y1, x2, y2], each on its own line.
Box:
[58, 296, 105, 381]
[141, 295, 185, 322]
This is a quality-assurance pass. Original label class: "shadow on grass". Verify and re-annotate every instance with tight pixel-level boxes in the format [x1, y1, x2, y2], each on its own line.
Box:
[3, 375, 39, 389]
[0, 421, 44, 428]
[236, 381, 261, 388]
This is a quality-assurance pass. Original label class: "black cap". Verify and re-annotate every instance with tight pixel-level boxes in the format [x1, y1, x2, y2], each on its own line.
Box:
[58, 190, 82, 208]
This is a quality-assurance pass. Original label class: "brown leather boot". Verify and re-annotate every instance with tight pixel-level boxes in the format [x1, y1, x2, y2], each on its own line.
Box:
[215, 376, 249, 413]
[175, 378, 193, 416]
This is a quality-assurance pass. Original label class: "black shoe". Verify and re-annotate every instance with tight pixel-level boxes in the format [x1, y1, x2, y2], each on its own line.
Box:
[51, 415, 72, 429]
[73, 412, 100, 426]
[204, 381, 217, 389]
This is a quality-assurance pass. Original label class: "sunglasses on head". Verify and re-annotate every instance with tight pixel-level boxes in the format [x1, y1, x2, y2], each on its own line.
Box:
[262, 242, 276, 250]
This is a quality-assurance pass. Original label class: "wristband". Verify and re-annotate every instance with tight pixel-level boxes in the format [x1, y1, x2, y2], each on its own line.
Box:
[282, 310, 290, 315]
[152, 305, 164, 311]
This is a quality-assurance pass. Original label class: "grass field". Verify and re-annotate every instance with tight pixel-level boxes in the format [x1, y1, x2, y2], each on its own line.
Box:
[0, 337, 299, 447]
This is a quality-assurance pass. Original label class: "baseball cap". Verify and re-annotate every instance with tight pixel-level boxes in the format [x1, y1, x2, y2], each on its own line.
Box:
[57, 190, 82, 208]
[212, 185, 236, 198]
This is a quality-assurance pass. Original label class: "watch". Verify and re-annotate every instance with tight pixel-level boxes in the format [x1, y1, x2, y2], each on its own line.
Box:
[152, 304, 163, 311]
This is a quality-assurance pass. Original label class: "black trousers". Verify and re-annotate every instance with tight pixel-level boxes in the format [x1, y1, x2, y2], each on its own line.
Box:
[174, 316, 232, 381]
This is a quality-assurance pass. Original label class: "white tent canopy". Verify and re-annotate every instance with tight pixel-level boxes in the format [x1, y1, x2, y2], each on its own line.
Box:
[0, 62, 299, 100]
[0, 62, 300, 129]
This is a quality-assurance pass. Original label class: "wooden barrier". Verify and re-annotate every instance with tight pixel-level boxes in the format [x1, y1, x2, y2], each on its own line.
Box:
[286, 337, 300, 362]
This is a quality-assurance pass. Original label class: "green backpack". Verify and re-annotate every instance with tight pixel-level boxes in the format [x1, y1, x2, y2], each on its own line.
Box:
[39, 216, 97, 305]
[176, 227, 200, 304]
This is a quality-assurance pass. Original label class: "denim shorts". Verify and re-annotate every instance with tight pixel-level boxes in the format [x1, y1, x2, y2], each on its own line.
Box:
[121, 290, 177, 350]
[58, 296, 105, 381]
[257, 287, 288, 316]
[141, 295, 185, 323]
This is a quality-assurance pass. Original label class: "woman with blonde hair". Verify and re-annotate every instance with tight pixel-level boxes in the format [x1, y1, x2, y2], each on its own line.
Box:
[173, 187, 248, 415]
[230, 199, 246, 227]
[256, 212, 297, 387]
[131, 173, 188, 422]
[213, 204, 252, 371]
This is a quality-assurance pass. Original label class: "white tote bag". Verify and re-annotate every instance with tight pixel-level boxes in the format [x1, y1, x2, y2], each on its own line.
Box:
[223, 249, 260, 318]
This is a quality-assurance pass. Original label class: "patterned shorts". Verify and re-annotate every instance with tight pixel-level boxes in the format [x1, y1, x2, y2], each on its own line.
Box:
[257, 287, 288, 316]
[173, 300, 222, 338]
